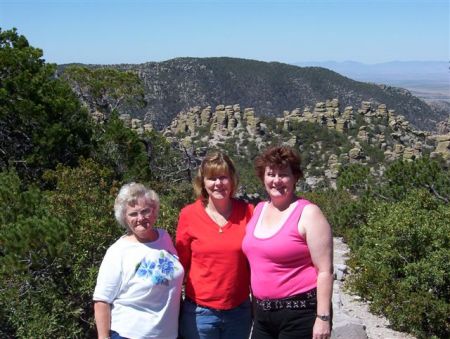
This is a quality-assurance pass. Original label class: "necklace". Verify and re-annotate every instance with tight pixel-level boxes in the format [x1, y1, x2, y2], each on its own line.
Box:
[205, 203, 232, 232]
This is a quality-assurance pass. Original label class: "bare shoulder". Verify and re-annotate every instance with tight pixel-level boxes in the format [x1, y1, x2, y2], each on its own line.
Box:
[301, 203, 327, 222]
[298, 203, 331, 235]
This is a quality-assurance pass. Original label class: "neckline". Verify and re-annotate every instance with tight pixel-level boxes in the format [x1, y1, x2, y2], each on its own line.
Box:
[202, 199, 234, 231]
[122, 229, 160, 244]
[253, 200, 299, 240]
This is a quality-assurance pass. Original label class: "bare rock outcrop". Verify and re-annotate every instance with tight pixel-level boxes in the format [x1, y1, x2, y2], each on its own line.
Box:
[130, 99, 448, 190]
[163, 104, 265, 143]
[431, 134, 450, 160]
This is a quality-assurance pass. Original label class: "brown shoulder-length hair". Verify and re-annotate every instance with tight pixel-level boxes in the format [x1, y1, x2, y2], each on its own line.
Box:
[254, 145, 303, 182]
[193, 152, 239, 202]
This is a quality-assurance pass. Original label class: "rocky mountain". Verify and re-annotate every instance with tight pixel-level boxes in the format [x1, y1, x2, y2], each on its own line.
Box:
[121, 98, 450, 192]
[68, 57, 446, 131]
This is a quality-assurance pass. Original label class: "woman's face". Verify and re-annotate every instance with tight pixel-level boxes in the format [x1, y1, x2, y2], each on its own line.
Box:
[264, 165, 297, 200]
[203, 172, 232, 201]
[125, 196, 158, 241]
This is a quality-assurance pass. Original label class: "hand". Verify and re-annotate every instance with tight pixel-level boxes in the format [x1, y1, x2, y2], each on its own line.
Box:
[312, 317, 331, 339]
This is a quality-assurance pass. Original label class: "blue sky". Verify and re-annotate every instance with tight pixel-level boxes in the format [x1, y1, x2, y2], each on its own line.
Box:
[1, 0, 448, 65]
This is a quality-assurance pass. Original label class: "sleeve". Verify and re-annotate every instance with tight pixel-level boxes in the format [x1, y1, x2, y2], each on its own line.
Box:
[93, 245, 122, 303]
[175, 208, 192, 272]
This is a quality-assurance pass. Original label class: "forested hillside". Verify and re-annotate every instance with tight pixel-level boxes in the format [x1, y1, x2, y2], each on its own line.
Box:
[59, 57, 447, 131]
[1, 28, 449, 338]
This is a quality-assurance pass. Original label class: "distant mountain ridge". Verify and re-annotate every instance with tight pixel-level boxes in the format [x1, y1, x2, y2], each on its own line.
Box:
[294, 60, 450, 103]
[294, 60, 448, 81]
[62, 57, 447, 131]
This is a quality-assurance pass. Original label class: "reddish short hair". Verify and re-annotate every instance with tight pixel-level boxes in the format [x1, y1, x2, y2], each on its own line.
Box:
[254, 146, 303, 182]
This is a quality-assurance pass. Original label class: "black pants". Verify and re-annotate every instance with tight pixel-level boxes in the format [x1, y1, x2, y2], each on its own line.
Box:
[251, 307, 316, 339]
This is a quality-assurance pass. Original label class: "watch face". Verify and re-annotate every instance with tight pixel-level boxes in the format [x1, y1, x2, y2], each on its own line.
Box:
[317, 314, 330, 321]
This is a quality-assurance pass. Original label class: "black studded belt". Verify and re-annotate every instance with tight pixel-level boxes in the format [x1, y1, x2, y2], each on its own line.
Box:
[254, 288, 317, 311]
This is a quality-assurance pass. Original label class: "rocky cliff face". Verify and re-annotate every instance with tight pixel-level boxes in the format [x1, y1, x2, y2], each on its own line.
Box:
[122, 98, 449, 190]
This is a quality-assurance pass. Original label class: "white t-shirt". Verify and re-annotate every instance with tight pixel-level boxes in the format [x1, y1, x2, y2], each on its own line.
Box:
[93, 229, 184, 339]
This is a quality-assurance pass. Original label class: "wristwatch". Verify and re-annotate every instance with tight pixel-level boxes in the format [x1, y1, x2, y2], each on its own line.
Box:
[317, 314, 331, 321]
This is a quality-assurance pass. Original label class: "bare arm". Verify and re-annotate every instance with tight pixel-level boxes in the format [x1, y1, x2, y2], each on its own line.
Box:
[299, 204, 333, 338]
[94, 301, 111, 339]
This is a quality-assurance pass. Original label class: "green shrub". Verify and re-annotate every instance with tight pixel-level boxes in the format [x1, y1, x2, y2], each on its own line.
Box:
[159, 181, 194, 238]
[303, 189, 371, 238]
[0, 160, 120, 337]
[380, 157, 450, 203]
[347, 190, 450, 338]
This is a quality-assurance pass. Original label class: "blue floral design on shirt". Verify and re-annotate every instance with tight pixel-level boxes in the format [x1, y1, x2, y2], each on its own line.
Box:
[136, 260, 156, 279]
[158, 256, 175, 276]
[152, 274, 169, 286]
[135, 251, 179, 286]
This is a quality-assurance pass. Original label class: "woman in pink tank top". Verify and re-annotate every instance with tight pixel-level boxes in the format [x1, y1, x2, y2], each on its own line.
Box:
[242, 146, 333, 339]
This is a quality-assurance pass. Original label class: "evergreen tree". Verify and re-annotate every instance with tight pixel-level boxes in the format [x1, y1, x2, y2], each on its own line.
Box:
[61, 65, 145, 118]
[0, 28, 94, 183]
[0, 161, 119, 337]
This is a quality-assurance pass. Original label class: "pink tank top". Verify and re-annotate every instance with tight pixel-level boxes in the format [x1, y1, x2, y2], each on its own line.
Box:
[242, 199, 318, 299]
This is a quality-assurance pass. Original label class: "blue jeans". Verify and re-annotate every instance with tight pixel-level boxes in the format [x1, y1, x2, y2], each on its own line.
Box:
[179, 298, 252, 339]
[110, 330, 128, 339]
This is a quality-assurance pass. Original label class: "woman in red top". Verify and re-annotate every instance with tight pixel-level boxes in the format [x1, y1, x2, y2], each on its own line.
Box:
[176, 152, 254, 339]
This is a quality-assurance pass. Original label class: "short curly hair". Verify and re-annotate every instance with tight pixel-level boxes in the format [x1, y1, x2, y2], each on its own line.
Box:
[114, 182, 160, 232]
[254, 145, 303, 182]
[193, 152, 238, 202]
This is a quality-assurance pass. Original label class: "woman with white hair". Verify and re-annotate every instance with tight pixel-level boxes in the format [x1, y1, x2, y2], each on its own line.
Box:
[93, 182, 184, 339]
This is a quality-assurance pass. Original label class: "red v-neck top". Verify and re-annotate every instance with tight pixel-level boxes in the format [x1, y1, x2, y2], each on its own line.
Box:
[175, 199, 254, 309]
